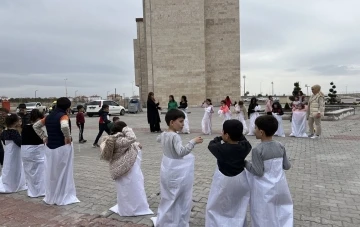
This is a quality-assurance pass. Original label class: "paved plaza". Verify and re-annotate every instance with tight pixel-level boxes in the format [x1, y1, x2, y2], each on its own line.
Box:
[1, 107, 360, 226]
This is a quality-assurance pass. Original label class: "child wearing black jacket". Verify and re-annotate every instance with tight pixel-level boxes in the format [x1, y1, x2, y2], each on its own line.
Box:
[93, 104, 111, 148]
[205, 119, 252, 227]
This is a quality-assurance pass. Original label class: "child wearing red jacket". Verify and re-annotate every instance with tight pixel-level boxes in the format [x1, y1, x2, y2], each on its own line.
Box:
[76, 105, 87, 143]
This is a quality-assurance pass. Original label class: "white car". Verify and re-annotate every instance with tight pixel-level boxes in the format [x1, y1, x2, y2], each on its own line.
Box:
[16, 102, 47, 113]
[86, 100, 125, 117]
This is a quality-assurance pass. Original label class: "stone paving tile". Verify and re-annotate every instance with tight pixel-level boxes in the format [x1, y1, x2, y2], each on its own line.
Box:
[1, 107, 360, 226]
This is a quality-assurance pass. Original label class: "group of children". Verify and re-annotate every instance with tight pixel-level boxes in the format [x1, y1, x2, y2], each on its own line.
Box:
[98, 108, 293, 227]
[201, 97, 285, 138]
[0, 98, 80, 205]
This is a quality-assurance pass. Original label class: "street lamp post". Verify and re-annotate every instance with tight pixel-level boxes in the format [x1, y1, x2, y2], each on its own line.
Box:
[271, 81, 274, 96]
[75, 90, 78, 101]
[243, 75, 246, 96]
[64, 79, 68, 97]
[35, 90, 38, 100]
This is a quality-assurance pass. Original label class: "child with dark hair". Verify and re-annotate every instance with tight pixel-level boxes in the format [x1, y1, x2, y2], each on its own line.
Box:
[151, 109, 203, 226]
[100, 121, 153, 216]
[76, 105, 86, 143]
[33, 97, 79, 205]
[247, 97, 261, 136]
[245, 115, 293, 227]
[0, 113, 27, 193]
[272, 102, 285, 137]
[218, 100, 231, 125]
[21, 109, 46, 197]
[107, 116, 120, 132]
[167, 95, 178, 111]
[93, 104, 111, 148]
[18, 103, 31, 127]
[235, 101, 248, 134]
[178, 95, 190, 134]
[205, 119, 252, 226]
[201, 99, 214, 135]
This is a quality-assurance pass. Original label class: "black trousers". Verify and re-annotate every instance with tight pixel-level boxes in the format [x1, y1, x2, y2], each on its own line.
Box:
[94, 123, 110, 144]
[77, 123, 85, 141]
[0, 142, 4, 166]
[149, 122, 161, 132]
[267, 112, 273, 115]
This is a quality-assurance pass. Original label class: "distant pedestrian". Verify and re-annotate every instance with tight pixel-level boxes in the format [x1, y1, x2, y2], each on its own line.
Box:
[17, 103, 31, 126]
[21, 109, 46, 197]
[218, 100, 231, 125]
[178, 95, 190, 134]
[307, 85, 325, 139]
[0, 113, 27, 193]
[247, 97, 261, 136]
[92, 104, 111, 148]
[265, 96, 274, 115]
[234, 101, 248, 134]
[76, 105, 87, 143]
[225, 96, 232, 109]
[33, 97, 80, 205]
[146, 92, 162, 133]
[201, 99, 214, 135]
[167, 95, 178, 111]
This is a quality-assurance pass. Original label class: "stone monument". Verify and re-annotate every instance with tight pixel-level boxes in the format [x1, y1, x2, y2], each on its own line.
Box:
[133, 0, 241, 106]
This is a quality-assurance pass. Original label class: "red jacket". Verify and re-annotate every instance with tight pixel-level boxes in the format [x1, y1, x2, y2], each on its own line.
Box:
[76, 112, 85, 124]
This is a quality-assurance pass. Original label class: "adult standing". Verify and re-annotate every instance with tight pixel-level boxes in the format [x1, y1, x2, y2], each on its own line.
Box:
[307, 85, 325, 139]
[265, 96, 274, 115]
[225, 96, 232, 109]
[147, 92, 162, 133]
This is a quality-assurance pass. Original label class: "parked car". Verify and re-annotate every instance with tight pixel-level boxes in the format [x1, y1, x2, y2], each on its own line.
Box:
[16, 102, 47, 113]
[86, 100, 125, 117]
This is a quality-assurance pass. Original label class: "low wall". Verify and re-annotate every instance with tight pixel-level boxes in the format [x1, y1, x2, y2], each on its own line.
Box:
[273, 108, 355, 121]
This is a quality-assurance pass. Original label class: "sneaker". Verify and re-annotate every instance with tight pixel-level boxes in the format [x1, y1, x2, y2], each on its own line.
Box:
[308, 134, 314, 138]
[92, 144, 99, 148]
[311, 135, 320, 139]
[81, 140, 87, 143]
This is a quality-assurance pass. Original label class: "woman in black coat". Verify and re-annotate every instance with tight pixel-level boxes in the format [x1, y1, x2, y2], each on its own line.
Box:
[147, 92, 162, 133]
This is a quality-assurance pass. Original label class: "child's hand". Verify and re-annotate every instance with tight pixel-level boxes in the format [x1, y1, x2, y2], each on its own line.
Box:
[193, 136, 203, 144]
[64, 136, 72, 144]
[43, 137, 48, 145]
[138, 143, 143, 149]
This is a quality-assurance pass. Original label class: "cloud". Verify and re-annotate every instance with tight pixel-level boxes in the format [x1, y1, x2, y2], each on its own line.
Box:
[1, 0, 360, 99]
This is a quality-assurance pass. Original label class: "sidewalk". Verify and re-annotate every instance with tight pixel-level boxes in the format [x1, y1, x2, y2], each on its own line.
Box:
[0, 196, 148, 227]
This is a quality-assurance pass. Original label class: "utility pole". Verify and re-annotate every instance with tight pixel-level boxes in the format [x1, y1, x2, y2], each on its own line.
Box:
[271, 81, 274, 96]
[75, 90, 78, 101]
[64, 78, 68, 97]
[35, 90, 38, 100]
[131, 81, 134, 97]
[115, 88, 117, 101]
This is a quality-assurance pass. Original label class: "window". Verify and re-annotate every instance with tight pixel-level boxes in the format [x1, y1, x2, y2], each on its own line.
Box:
[130, 99, 138, 103]
[111, 101, 119, 106]
[103, 101, 112, 106]
[88, 101, 101, 106]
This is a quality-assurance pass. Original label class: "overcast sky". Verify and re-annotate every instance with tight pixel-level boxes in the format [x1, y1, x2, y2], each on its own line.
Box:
[0, 0, 359, 99]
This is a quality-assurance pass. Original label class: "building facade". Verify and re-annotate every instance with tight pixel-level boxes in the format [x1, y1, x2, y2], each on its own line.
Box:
[134, 0, 241, 106]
